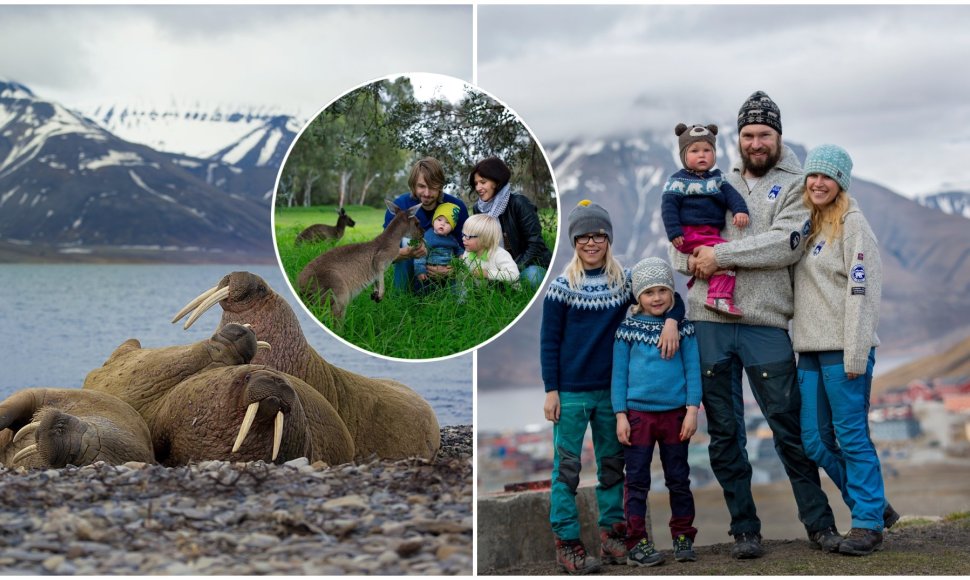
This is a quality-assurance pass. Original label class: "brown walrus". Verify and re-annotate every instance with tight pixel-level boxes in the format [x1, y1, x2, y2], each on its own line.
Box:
[0, 388, 154, 468]
[83, 323, 354, 466]
[172, 271, 441, 460]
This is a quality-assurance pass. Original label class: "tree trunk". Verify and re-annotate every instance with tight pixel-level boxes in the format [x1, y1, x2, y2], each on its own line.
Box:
[359, 173, 378, 205]
[339, 170, 352, 208]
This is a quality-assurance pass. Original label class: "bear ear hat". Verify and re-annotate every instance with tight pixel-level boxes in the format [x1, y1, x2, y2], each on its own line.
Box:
[706, 124, 719, 136]
[675, 123, 689, 136]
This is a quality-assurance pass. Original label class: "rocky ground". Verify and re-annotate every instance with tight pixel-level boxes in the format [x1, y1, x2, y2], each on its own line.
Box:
[486, 515, 970, 575]
[0, 425, 471, 575]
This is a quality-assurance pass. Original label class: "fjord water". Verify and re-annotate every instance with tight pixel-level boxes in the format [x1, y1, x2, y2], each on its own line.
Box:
[0, 263, 471, 426]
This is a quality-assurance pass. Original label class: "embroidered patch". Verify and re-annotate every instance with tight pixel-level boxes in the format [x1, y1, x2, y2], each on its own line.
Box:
[768, 185, 781, 200]
[802, 220, 811, 236]
[790, 231, 801, 250]
[851, 264, 866, 282]
[857, 253, 864, 260]
[851, 287, 866, 295]
[812, 241, 825, 256]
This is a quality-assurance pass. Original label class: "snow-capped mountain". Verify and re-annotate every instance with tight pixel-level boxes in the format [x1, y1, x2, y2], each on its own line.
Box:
[919, 190, 970, 219]
[78, 102, 304, 202]
[480, 132, 970, 389]
[0, 80, 274, 260]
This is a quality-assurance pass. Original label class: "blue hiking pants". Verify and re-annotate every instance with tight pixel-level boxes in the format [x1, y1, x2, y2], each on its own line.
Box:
[798, 349, 885, 531]
[694, 322, 835, 536]
[549, 390, 625, 540]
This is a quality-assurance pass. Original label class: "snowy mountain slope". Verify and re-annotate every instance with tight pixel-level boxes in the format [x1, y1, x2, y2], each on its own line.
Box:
[0, 80, 273, 259]
[919, 190, 970, 219]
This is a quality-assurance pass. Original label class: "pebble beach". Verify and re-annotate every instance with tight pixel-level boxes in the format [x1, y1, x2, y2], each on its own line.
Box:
[0, 425, 472, 575]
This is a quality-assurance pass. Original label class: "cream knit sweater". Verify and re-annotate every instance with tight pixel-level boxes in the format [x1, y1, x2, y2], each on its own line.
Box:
[792, 199, 881, 374]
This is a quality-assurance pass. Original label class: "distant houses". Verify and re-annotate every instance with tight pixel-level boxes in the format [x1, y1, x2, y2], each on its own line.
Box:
[871, 376, 970, 455]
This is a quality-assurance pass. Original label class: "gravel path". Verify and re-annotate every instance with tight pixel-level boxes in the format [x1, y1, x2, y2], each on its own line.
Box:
[0, 425, 471, 575]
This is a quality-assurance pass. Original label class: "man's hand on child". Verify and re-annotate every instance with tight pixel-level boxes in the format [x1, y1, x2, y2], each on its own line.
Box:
[615, 413, 631, 446]
[680, 406, 699, 441]
[544, 391, 561, 423]
[733, 212, 750, 228]
[659, 318, 681, 359]
[672, 236, 684, 248]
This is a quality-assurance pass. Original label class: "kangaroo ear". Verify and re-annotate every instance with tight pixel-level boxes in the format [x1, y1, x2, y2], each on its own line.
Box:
[407, 204, 421, 217]
[385, 199, 398, 213]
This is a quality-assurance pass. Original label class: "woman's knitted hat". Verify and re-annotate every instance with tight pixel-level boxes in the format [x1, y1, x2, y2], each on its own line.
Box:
[631, 257, 674, 300]
[432, 202, 461, 229]
[568, 199, 613, 243]
[676, 123, 718, 168]
[737, 90, 782, 135]
[804, 144, 853, 192]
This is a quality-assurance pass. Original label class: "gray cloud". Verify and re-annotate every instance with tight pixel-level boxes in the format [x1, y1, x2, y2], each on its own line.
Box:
[477, 4, 970, 197]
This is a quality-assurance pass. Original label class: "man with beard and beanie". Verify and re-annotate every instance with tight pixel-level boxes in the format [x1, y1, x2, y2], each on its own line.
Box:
[668, 91, 841, 559]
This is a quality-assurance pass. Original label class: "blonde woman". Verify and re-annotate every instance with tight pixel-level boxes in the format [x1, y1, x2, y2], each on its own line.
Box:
[793, 144, 897, 556]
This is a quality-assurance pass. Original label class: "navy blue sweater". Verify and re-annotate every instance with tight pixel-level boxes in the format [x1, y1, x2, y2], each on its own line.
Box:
[661, 168, 748, 241]
[540, 267, 685, 393]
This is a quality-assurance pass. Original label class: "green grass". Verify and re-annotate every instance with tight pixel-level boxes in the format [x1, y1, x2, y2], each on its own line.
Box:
[275, 204, 556, 359]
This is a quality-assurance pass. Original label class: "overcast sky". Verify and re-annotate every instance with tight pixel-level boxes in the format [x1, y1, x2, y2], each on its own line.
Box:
[0, 5, 472, 118]
[477, 4, 970, 198]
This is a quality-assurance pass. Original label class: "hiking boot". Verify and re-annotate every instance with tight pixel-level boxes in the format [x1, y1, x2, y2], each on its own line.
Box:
[704, 297, 743, 319]
[627, 538, 665, 567]
[555, 538, 601, 575]
[730, 532, 765, 559]
[839, 528, 883, 556]
[673, 534, 697, 562]
[884, 503, 900, 529]
[809, 526, 843, 552]
[599, 523, 627, 565]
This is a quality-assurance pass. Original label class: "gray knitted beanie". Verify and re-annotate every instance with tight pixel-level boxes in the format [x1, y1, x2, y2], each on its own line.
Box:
[631, 257, 674, 300]
[676, 123, 718, 168]
[804, 144, 853, 192]
[568, 199, 613, 244]
[738, 90, 782, 134]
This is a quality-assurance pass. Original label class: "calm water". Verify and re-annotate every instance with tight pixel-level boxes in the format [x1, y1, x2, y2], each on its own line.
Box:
[0, 264, 471, 426]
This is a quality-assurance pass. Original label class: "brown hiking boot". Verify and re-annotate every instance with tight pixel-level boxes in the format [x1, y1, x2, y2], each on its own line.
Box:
[599, 523, 627, 565]
[839, 528, 883, 556]
[555, 538, 602, 575]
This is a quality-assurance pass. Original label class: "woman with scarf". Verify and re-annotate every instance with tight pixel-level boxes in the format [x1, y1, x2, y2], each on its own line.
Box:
[468, 157, 552, 288]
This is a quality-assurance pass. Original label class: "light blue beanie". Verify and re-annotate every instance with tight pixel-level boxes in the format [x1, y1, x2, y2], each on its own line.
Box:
[804, 144, 853, 192]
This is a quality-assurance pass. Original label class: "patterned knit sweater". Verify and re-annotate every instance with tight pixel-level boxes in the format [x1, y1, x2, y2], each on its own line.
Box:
[792, 199, 882, 374]
[661, 168, 749, 241]
[540, 267, 685, 393]
[612, 314, 701, 413]
[668, 145, 809, 329]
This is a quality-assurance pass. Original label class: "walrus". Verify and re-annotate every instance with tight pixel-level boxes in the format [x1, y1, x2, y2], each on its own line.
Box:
[172, 271, 441, 460]
[83, 323, 354, 466]
[0, 388, 154, 468]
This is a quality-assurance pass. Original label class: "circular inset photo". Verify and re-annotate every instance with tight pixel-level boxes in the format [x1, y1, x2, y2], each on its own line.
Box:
[272, 73, 559, 360]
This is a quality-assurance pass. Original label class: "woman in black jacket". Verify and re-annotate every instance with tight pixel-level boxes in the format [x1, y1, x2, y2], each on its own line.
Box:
[468, 156, 552, 288]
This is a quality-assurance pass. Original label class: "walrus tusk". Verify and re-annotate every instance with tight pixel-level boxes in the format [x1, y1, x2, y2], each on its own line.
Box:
[13, 443, 39, 464]
[272, 411, 283, 461]
[171, 285, 219, 324]
[182, 287, 230, 330]
[231, 402, 259, 453]
[256, 341, 271, 352]
[12, 421, 40, 444]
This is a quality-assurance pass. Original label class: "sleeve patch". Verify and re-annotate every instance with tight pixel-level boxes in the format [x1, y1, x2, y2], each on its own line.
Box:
[857, 252, 864, 261]
[851, 287, 866, 295]
[851, 264, 867, 283]
[790, 231, 801, 251]
[802, 220, 811, 236]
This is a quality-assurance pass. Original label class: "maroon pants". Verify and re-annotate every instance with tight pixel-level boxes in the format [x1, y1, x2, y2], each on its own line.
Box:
[623, 408, 697, 546]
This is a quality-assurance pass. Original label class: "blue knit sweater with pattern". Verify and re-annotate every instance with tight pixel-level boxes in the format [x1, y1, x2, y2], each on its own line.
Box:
[661, 168, 749, 241]
[611, 314, 702, 413]
[540, 267, 685, 393]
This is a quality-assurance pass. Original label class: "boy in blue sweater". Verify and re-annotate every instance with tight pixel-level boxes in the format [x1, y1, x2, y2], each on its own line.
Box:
[661, 123, 749, 318]
[612, 257, 702, 566]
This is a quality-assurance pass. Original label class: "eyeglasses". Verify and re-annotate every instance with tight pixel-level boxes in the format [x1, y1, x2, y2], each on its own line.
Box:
[574, 234, 608, 245]
[461, 234, 479, 240]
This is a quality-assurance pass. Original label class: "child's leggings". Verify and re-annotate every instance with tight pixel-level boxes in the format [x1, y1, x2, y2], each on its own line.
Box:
[677, 224, 736, 300]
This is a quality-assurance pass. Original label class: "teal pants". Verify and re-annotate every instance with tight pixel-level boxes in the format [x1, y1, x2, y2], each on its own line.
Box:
[549, 390, 625, 541]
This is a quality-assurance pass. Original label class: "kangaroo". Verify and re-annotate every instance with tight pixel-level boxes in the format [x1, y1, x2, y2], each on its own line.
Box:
[297, 199, 423, 319]
[294, 207, 357, 245]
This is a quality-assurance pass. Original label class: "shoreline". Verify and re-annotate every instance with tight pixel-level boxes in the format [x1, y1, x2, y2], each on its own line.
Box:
[0, 425, 472, 575]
